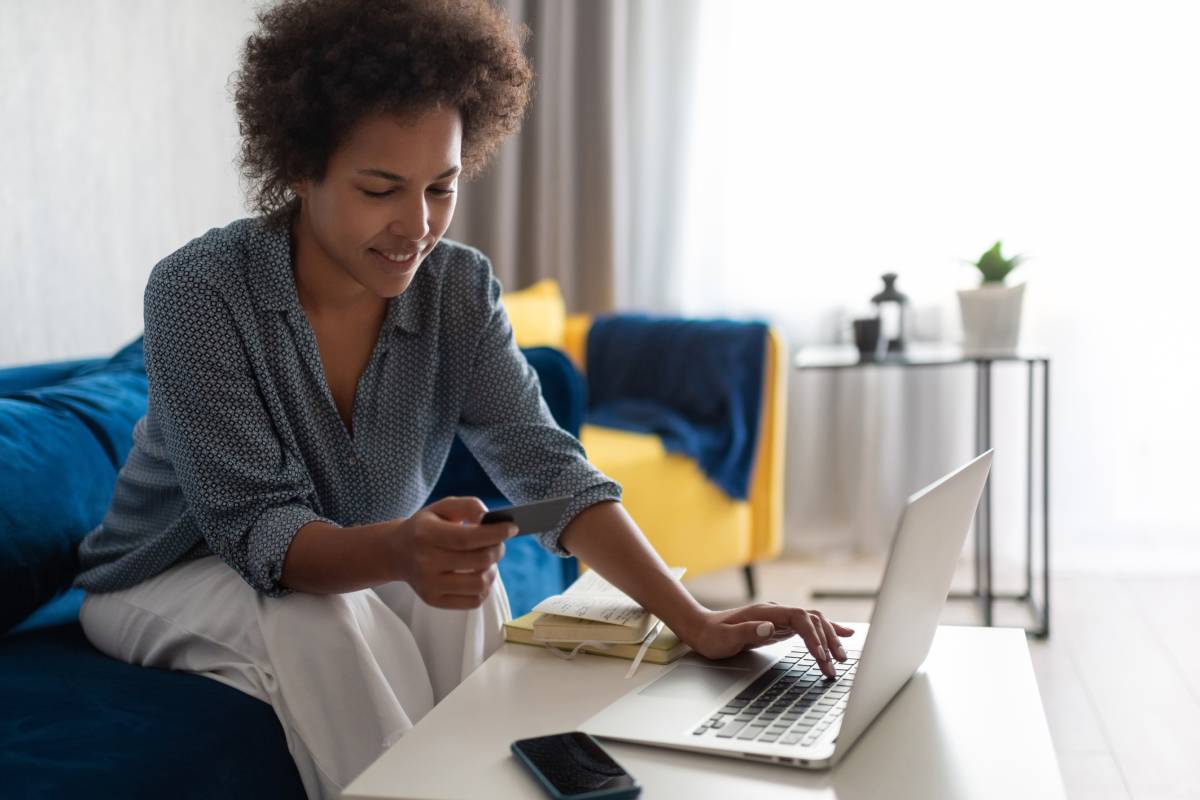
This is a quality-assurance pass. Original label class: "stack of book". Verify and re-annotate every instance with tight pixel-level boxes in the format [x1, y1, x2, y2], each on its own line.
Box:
[503, 568, 690, 665]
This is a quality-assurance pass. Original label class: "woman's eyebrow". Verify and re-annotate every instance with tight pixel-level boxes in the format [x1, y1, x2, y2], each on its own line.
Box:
[356, 165, 461, 182]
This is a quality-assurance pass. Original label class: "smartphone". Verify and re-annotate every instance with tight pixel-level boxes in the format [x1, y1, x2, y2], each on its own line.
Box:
[510, 732, 641, 799]
[480, 495, 572, 537]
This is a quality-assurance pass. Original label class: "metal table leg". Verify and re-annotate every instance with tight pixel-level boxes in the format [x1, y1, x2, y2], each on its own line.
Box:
[1025, 360, 1034, 602]
[984, 359, 1050, 638]
[977, 360, 994, 627]
[1041, 361, 1051, 637]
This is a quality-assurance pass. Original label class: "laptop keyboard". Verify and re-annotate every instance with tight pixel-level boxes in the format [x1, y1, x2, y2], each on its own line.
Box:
[690, 644, 860, 748]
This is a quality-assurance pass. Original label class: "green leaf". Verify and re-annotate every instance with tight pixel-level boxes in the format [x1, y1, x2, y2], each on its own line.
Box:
[972, 240, 1025, 284]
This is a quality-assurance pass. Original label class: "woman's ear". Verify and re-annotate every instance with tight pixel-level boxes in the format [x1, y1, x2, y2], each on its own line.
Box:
[291, 179, 308, 200]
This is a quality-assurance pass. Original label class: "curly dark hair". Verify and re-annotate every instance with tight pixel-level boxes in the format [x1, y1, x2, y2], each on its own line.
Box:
[232, 0, 532, 227]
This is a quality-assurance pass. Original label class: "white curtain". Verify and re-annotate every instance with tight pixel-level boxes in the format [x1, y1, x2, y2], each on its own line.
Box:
[610, 0, 702, 312]
[663, 0, 1200, 570]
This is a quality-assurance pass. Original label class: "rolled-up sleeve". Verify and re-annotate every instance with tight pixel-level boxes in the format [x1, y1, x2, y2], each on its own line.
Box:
[455, 255, 621, 556]
[143, 262, 337, 595]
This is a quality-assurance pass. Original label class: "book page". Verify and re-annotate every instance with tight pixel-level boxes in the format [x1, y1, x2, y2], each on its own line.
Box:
[531, 567, 686, 627]
[532, 594, 645, 626]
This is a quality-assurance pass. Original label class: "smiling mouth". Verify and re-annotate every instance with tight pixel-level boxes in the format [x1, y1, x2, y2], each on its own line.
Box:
[370, 248, 419, 267]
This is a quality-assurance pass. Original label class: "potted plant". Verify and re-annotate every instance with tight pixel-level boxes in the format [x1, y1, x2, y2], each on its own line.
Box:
[957, 240, 1028, 355]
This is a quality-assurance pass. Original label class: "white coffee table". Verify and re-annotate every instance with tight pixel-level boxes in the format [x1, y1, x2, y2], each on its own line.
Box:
[343, 624, 1065, 799]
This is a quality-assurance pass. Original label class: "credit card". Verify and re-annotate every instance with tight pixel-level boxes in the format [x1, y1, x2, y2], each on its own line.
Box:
[480, 495, 573, 536]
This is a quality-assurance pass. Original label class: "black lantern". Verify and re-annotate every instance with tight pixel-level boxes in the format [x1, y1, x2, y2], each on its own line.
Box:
[871, 273, 909, 353]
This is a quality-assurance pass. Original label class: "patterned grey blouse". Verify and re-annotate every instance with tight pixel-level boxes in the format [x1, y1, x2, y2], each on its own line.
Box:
[74, 217, 621, 597]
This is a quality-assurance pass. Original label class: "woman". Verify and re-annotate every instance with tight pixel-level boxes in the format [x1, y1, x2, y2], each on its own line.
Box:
[73, 1, 853, 797]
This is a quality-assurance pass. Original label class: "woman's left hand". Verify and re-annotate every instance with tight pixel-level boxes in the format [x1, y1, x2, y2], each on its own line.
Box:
[681, 603, 856, 677]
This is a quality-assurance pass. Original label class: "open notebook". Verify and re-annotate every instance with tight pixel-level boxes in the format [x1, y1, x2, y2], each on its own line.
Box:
[530, 567, 685, 643]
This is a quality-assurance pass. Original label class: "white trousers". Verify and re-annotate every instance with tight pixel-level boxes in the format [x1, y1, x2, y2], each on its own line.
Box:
[79, 555, 510, 800]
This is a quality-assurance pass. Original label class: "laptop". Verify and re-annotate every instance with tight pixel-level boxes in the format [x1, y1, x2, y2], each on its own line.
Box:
[580, 451, 993, 769]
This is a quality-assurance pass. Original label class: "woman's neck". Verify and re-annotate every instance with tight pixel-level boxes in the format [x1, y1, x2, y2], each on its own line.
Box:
[289, 206, 385, 321]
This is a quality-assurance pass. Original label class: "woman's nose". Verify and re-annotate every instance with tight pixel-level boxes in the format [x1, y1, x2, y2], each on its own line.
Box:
[388, 195, 429, 242]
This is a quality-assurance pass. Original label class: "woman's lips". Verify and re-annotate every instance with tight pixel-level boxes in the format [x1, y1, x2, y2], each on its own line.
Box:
[370, 248, 419, 271]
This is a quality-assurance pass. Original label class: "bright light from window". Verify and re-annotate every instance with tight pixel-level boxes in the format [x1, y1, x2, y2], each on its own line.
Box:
[679, 0, 1200, 568]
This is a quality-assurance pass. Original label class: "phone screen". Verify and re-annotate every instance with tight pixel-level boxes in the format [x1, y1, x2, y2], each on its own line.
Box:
[511, 732, 639, 798]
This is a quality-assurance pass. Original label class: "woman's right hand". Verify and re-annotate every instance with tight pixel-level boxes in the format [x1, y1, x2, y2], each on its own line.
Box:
[389, 496, 516, 609]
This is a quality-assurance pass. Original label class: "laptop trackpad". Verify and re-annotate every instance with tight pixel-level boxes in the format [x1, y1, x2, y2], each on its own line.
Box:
[637, 665, 749, 701]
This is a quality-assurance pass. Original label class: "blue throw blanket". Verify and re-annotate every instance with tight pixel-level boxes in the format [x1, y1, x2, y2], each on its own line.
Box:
[586, 314, 768, 500]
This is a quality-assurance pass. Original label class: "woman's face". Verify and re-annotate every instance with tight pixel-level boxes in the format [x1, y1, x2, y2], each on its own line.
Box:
[293, 106, 462, 300]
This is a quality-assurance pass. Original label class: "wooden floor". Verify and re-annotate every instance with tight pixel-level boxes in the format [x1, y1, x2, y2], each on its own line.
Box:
[684, 558, 1200, 800]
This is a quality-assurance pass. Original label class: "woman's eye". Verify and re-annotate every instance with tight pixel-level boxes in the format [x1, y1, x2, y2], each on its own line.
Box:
[360, 187, 454, 198]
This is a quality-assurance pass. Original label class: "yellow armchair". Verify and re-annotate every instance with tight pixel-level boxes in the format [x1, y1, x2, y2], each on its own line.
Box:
[502, 281, 786, 597]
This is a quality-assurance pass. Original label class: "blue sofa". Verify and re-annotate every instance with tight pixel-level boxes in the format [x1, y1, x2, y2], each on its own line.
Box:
[0, 336, 583, 799]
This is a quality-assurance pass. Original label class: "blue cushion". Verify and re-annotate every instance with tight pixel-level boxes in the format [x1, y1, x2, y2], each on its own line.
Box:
[0, 621, 305, 799]
[0, 358, 105, 396]
[0, 338, 147, 634]
[7, 587, 86, 636]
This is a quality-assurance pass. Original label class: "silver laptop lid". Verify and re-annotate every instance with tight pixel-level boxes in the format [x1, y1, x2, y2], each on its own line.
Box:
[833, 450, 993, 757]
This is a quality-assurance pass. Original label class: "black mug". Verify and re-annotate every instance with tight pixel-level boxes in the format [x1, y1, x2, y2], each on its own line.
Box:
[853, 317, 882, 360]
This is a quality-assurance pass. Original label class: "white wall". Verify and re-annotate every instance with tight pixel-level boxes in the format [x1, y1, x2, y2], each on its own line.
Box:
[0, 0, 258, 366]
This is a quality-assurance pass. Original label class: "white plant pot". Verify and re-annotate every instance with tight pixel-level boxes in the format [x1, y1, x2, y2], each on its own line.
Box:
[957, 282, 1026, 355]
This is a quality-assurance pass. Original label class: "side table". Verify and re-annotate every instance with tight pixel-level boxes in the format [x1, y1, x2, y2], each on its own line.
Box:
[794, 345, 1050, 638]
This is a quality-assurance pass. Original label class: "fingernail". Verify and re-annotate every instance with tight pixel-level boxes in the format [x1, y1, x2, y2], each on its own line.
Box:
[756, 622, 773, 637]
[836, 646, 847, 660]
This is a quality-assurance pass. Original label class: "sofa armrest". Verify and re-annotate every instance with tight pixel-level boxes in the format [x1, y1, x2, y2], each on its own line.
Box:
[747, 326, 787, 562]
